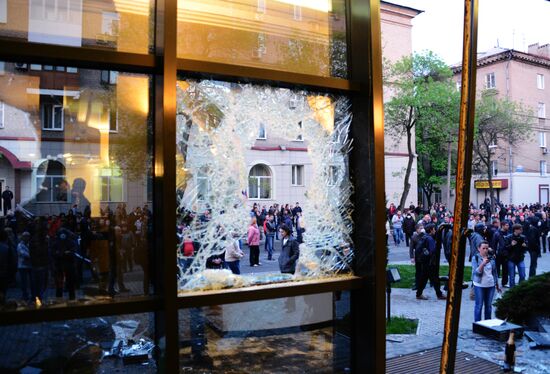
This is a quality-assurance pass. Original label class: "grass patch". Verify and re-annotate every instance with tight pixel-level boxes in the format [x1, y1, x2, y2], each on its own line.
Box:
[387, 265, 472, 289]
[386, 316, 418, 334]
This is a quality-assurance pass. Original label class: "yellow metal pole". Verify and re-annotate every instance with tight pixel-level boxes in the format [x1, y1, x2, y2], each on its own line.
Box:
[440, 0, 478, 373]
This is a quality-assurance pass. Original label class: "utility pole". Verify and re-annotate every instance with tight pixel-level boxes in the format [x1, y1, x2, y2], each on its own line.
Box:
[446, 138, 452, 210]
[509, 146, 513, 204]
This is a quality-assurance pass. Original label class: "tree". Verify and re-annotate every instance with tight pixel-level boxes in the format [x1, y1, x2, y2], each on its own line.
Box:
[385, 51, 459, 209]
[473, 91, 532, 210]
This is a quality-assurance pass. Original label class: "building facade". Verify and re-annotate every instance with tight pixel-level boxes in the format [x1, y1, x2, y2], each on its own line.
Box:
[381, 1, 421, 207]
[450, 43, 550, 207]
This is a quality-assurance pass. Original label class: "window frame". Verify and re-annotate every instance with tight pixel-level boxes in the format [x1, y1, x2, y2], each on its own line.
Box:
[540, 132, 547, 148]
[41, 103, 64, 131]
[537, 74, 545, 90]
[248, 164, 272, 200]
[485, 72, 496, 89]
[291, 164, 304, 186]
[0, 1, 387, 373]
[35, 160, 69, 203]
[257, 123, 267, 140]
[538, 102, 546, 119]
[541, 160, 547, 176]
[99, 173, 125, 202]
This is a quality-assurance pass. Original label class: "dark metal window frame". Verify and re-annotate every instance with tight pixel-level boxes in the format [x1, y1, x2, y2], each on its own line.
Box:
[0, 0, 387, 372]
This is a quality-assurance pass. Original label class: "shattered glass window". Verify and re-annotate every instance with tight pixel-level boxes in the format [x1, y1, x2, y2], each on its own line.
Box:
[176, 79, 354, 293]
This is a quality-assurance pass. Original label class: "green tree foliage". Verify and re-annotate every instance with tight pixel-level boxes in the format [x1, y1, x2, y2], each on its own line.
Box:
[385, 51, 459, 208]
[473, 92, 532, 210]
[495, 272, 550, 324]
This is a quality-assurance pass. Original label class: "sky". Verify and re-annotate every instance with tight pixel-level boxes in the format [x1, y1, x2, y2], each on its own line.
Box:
[388, 0, 550, 64]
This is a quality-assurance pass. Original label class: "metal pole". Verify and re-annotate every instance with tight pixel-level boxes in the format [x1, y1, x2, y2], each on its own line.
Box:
[446, 139, 452, 210]
[440, 1, 478, 373]
[509, 147, 513, 205]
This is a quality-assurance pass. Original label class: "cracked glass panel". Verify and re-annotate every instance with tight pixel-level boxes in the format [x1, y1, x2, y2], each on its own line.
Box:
[176, 79, 354, 293]
[177, 0, 348, 78]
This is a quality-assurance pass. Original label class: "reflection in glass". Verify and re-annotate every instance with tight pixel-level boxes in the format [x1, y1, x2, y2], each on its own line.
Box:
[0, 313, 156, 371]
[0, 62, 153, 311]
[0, 0, 153, 54]
[176, 79, 354, 293]
[179, 292, 350, 372]
[177, 0, 348, 78]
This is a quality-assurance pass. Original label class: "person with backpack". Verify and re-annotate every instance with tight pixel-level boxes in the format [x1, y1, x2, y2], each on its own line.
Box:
[415, 223, 446, 300]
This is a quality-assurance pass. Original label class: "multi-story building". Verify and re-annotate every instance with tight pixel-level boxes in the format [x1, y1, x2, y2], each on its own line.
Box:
[449, 43, 550, 206]
[381, 1, 421, 207]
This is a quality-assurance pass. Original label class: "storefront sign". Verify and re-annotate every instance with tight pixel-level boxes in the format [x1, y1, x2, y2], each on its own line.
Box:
[474, 179, 508, 189]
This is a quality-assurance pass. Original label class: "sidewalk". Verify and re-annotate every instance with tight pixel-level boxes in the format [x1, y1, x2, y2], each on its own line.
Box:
[387, 242, 550, 373]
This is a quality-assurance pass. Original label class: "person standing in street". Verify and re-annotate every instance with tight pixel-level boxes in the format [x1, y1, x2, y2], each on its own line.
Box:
[265, 214, 277, 260]
[278, 224, 300, 274]
[505, 224, 528, 287]
[2, 186, 13, 216]
[247, 216, 261, 267]
[472, 241, 501, 322]
[415, 223, 446, 301]
[391, 210, 404, 246]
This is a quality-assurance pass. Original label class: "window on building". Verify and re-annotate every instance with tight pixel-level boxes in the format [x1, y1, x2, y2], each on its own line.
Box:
[257, 0, 266, 13]
[0, 101, 4, 128]
[248, 164, 272, 199]
[43, 65, 53, 71]
[491, 160, 498, 176]
[293, 5, 302, 21]
[539, 102, 546, 119]
[485, 72, 496, 89]
[257, 123, 266, 139]
[55, 66, 65, 72]
[0, 61, 4, 75]
[102, 11, 120, 37]
[30, 64, 42, 70]
[99, 168, 124, 202]
[101, 70, 118, 85]
[41, 103, 64, 130]
[66, 67, 78, 73]
[537, 74, 545, 90]
[0, 0, 6, 24]
[295, 121, 303, 141]
[292, 165, 304, 186]
[36, 160, 68, 202]
[540, 132, 547, 148]
[109, 108, 118, 132]
[541, 160, 547, 176]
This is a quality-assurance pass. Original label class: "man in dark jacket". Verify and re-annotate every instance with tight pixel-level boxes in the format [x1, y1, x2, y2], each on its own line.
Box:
[491, 220, 510, 286]
[409, 223, 425, 290]
[415, 223, 446, 300]
[403, 213, 416, 247]
[2, 187, 13, 216]
[278, 224, 299, 274]
[469, 223, 487, 261]
[526, 217, 541, 277]
[505, 224, 528, 287]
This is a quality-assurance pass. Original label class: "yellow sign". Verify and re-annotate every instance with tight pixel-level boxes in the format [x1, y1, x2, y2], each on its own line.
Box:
[474, 179, 507, 189]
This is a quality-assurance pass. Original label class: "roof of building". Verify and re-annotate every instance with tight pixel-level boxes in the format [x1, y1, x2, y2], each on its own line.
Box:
[381, 1, 424, 16]
[452, 47, 550, 74]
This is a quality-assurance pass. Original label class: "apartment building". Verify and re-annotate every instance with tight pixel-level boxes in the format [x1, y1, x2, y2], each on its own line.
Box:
[450, 43, 550, 206]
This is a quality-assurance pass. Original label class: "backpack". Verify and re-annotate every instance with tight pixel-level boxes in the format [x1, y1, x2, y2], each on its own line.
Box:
[415, 235, 431, 263]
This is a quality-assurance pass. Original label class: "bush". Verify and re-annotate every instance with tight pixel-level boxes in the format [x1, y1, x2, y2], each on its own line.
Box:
[495, 272, 550, 325]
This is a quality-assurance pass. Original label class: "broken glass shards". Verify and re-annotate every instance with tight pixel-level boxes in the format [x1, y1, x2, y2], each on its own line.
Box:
[176, 80, 355, 293]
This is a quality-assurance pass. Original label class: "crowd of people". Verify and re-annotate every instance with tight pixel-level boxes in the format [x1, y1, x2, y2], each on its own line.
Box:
[177, 202, 305, 276]
[387, 199, 550, 323]
[0, 203, 153, 307]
